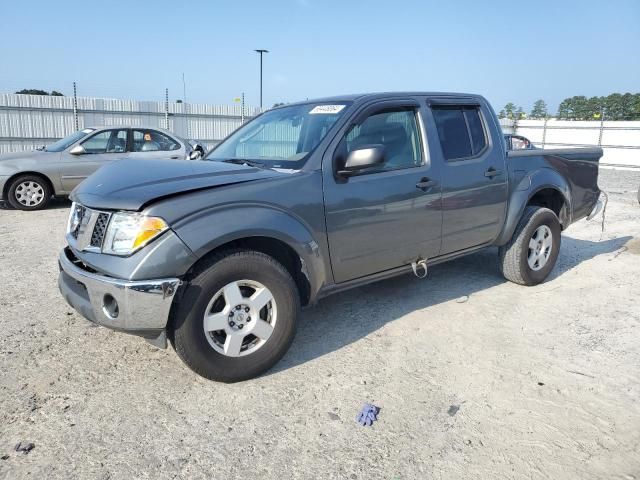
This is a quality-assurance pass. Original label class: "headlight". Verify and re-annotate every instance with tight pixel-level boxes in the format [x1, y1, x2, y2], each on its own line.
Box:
[102, 213, 168, 256]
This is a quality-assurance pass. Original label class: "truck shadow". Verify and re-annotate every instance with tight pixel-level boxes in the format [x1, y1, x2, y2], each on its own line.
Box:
[270, 234, 631, 375]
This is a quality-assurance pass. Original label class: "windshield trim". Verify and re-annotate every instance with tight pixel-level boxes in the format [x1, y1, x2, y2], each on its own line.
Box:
[45, 128, 95, 152]
[205, 101, 352, 170]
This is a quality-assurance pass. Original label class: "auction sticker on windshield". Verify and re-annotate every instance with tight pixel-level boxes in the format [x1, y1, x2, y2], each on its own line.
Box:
[309, 105, 346, 114]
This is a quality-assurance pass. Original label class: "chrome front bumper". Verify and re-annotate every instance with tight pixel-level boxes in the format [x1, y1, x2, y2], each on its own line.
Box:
[58, 248, 180, 347]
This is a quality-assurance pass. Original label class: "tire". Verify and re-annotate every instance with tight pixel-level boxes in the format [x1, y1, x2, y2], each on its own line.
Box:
[499, 206, 561, 286]
[7, 174, 52, 211]
[170, 249, 300, 382]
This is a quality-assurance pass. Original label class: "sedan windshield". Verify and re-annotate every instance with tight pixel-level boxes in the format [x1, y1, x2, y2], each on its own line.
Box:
[205, 103, 350, 168]
[45, 128, 95, 152]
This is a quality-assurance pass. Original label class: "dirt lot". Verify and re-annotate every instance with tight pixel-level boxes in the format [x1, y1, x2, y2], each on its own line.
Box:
[0, 169, 639, 480]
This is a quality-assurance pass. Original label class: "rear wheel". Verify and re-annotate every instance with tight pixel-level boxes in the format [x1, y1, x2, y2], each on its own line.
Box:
[170, 250, 300, 382]
[7, 174, 51, 210]
[499, 206, 561, 286]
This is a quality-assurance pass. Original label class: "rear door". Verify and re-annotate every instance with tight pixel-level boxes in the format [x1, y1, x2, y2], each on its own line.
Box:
[426, 99, 508, 254]
[323, 99, 443, 283]
[60, 128, 129, 191]
[129, 129, 185, 160]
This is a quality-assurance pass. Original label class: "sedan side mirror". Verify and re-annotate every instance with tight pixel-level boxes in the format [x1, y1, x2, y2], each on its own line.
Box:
[337, 145, 385, 177]
[189, 150, 202, 160]
[69, 145, 86, 155]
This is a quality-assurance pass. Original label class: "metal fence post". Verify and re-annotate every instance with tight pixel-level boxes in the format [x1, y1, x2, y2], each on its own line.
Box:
[73, 82, 79, 131]
[542, 117, 548, 148]
[598, 107, 605, 146]
[165, 88, 170, 130]
[241, 92, 245, 124]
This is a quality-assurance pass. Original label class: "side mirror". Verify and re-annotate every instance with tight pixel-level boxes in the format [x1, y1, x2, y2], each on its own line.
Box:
[189, 150, 202, 160]
[337, 145, 385, 177]
[69, 145, 86, 155]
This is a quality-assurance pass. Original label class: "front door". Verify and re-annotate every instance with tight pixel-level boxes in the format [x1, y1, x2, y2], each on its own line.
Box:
[323, 101, 443, 283]
[60, 128, 129, 191]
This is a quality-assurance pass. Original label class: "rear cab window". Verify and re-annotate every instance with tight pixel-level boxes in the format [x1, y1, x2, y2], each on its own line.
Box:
[431, 105, 487, 161]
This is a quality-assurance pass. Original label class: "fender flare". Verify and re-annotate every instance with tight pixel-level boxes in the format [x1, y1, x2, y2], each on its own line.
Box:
[172, 204, 328, 301]
[495, 168, 571, 246]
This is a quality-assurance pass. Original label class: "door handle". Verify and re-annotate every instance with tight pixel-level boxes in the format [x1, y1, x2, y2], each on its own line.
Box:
[170, 155, 180, 159]
[484, 167, 503, 178]
[416, 177, 438, 190]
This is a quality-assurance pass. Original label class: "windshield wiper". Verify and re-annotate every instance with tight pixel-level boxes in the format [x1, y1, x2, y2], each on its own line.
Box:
[221, 158, 264, 168]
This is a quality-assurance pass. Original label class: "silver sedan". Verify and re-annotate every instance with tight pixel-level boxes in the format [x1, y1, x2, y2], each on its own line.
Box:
[0, 126, 204, 210]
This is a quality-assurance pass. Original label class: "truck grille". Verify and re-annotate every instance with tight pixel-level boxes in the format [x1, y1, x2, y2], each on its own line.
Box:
[67, 203, 111, 252]
[90, 213, 110, 247]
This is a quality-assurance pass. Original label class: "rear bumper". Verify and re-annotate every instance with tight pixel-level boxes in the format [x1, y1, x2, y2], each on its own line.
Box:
[586, 191, 607, 221]
[58, 248, 180, 346]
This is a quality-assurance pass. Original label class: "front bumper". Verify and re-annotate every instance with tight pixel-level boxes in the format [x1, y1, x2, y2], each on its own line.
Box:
[0, 175, 9, 201]
[58, 248, 180, 347]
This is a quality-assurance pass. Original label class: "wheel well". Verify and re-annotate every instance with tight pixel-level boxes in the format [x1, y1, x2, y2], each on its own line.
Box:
[527, 188, 568, 226]
[188, 236, 311, 306]
[3, 171, 55, 199]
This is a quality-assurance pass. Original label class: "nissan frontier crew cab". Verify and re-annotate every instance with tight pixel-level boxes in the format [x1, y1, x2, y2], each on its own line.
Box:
[58, 92, 604, 382]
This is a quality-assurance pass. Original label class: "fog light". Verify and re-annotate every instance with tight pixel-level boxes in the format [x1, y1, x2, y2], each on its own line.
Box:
[103, 294, 119, 319]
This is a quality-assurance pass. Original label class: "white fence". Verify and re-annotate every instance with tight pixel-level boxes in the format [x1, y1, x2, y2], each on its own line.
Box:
[0, 93, 260, 154]
[2, 94, 639, 168]
[500, 118, 640, 168]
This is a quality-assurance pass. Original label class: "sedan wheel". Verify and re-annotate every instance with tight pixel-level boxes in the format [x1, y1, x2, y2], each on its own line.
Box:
[7, 175, 52, 211]
[15, 181, 45, 207]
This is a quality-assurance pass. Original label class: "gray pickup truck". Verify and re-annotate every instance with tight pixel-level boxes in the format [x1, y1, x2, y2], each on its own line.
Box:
[58, 92, 604, 382]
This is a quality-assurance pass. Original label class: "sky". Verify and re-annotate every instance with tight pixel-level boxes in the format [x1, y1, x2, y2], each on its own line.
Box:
[0, 0, 638, 114]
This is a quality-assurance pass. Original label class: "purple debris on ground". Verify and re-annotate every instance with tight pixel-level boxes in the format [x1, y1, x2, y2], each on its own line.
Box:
[356, 403, 380, 426]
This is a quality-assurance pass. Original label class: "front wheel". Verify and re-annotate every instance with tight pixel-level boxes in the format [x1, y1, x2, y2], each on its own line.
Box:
[7, 174, 51, 211]
[170, 250, 300, 382]
[499, 206, 561, 286]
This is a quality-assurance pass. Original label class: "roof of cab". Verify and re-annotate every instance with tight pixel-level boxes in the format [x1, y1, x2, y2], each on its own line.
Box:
[281, 91, 484, 107]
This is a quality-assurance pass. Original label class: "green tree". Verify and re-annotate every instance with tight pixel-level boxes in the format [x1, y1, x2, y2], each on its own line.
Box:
[15, 89, 49, 95]
[515, 106, 525, 120]
[587, 96, 604, 119]
[272, 102, 286, 108]
[502, 102, 517, 119]
[557, 99, 570, 119]
[621, 92, 635, 120]
[603, 94, 623, 120]
[15, 89, 64, 96]
[498, 109, 506, 119]
[530, 99, 548, 119]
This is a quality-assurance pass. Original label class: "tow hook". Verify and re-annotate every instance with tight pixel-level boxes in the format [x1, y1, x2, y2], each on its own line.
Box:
[411, 258, 428, 279]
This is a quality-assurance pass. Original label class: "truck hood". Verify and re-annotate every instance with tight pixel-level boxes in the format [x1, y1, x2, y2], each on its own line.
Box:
[71, 159, 283, 210]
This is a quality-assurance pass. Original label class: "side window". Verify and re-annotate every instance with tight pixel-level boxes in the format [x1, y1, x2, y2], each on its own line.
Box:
[345, 109, 422, 172]
[431, 106, 487, 161]
[132, 130, 181, 152]
[463, 108, 487, 154]
[81, 130, 128, 154]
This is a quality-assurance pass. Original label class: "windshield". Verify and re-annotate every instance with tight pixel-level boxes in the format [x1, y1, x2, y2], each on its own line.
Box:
[205, 102, 350, 168]
[45, 129, 94, 152]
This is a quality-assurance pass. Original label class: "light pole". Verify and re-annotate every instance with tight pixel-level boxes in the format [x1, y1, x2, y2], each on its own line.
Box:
[254, 49, 268, 110]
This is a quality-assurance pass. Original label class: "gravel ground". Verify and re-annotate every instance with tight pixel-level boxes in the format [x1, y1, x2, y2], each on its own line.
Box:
[0, 170, 639, 480]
